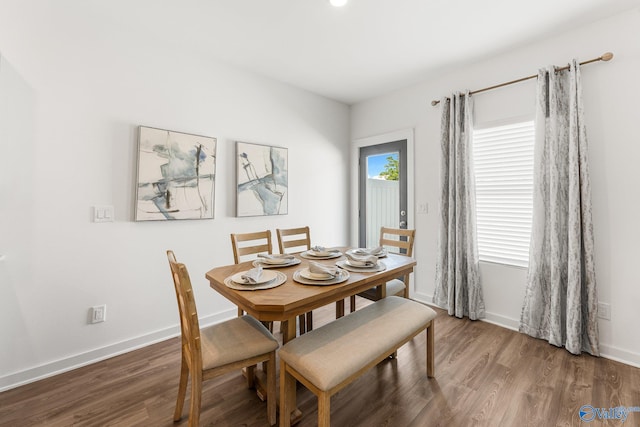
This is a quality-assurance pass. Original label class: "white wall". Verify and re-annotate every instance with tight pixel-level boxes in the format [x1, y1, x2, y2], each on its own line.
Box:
[351, 9, 640, 366]
[0, 4, 350, 390]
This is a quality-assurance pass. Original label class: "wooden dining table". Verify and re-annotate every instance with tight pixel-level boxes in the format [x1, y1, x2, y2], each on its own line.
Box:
[205, 247, 417, 344]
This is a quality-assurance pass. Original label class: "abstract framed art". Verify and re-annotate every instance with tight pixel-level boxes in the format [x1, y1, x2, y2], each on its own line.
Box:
[135, 126, 217, 221]
[236, 141, 288, 217]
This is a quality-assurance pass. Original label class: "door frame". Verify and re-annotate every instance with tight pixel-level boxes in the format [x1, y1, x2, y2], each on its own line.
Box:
[350, 128, 414, 246]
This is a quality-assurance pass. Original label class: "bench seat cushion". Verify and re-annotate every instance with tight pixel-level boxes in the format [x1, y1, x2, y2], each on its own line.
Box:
[279, 296, 436, 391]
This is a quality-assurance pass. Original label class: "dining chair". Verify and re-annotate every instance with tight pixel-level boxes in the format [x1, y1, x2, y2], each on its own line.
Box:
[350, 227, 416, 312]
[276, 226, 314, 333]
[276, 226, 311, 254]
[166, 250, 278, 426]
[230, 230, 274, 329]
[230, 230, 274, 265]
[231, 230, 307, 335]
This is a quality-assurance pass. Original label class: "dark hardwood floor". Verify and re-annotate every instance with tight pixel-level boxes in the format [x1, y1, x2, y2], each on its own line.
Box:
[1, 297, 639, 426]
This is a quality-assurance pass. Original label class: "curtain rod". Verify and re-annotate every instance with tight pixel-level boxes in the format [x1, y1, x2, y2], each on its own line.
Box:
[430, 52, 613, 106]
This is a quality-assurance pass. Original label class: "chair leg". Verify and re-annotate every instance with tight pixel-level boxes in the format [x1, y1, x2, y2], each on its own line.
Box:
[427, 321, 435, 378]
[279, 361, 296, 427]
[189, 370, 203, 427]
[266, 354, 276, 426]
[246, 364, 256, 389]
[318, 392, 331, 427]
[306, 311, 313, 332]
[349, 295, 356, 312]
[173, 355, 189, 422]
[335, 300, 344, 318]
[298, 314, 306, 336]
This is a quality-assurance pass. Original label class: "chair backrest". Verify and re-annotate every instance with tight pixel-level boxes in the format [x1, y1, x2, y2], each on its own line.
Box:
[276, 226, 311, 254]
[379, 227, 415, 257]
[230, 230, 273, 264]
[167, 250, 203, 370]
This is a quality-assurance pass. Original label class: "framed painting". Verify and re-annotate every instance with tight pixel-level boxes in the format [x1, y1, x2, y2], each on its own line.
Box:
[135, 126, 216, 221]
[236, 141, 288, 217]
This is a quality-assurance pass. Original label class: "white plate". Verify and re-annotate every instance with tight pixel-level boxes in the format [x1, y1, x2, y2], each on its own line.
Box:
[299, 267, 338, 281]
[345, 258, 375, 268]
[253, 258, 301, 269]
[231, 269, 278, 285]
[293, 269, 350, 286]
[224, 271, 287, 291]
[300, 250, 343, 260]
[346, 248, 388, 258]
[257, 256, 294, 265]
[336, 260, 387, 273]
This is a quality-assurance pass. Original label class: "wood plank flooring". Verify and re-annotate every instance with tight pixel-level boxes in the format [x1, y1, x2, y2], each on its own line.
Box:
[1, 297, 639, 426]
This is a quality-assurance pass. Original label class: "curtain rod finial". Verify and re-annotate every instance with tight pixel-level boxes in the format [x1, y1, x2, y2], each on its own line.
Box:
[431, 99, 440, 106]
[601, 52, 614, 61]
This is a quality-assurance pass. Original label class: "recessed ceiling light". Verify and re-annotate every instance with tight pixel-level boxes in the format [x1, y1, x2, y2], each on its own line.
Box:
[329, 0, 348, 7]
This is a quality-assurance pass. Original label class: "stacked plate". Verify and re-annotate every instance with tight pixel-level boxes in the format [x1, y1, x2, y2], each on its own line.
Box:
[345, 247, 388, 258]
[253, 255, 301, 268]
[336, 259, 386, 273]
[224, 269, 287, 291]
[300, 247, 343, 260]
[293, 267, 350, 285]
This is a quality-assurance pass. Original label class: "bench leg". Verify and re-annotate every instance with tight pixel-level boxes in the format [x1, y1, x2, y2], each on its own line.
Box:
[426, 321, 435, 378]
[279, 361, 297, 427]
[318, 392, 331, 427]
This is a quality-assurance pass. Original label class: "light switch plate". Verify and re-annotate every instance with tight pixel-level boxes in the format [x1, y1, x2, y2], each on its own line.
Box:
[93, 205, 114, 222]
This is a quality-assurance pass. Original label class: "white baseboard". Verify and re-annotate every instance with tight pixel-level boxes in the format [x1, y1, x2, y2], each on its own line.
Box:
[599, 344, 640, 368]
[413, 292, 640, 368]
[0, 308, 235, 393]
[3, 301, 639, 393]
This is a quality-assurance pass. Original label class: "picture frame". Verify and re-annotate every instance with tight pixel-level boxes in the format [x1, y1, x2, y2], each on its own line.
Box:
[135, 126, 217, 221]
[236, 141, 288, 217]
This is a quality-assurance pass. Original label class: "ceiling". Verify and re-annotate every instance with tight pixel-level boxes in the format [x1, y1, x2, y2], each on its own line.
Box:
[91, 0, 638, 104]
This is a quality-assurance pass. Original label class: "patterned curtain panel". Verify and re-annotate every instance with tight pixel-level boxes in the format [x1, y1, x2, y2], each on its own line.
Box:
[519, 60, 599, 356]
[433, 92, 485, 320]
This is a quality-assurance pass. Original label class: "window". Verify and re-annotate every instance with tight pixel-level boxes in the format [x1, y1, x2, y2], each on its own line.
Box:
[473, 120, 534, 268]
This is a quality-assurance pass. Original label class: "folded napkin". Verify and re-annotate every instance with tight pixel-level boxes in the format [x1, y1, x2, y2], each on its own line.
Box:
[310, 245, 339, 255]
[240, 266, 263, 283]
[308, 261, 340, 279]
[258, 253, 295, 264]
[352, 246, 385, 256]
[345, 252, 378, 267]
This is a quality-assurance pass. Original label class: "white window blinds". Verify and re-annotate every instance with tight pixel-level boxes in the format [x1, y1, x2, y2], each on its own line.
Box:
[473, 120, 534, 268]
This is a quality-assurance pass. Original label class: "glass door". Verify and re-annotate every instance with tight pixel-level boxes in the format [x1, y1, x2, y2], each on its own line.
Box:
[358, 140, 407, 248]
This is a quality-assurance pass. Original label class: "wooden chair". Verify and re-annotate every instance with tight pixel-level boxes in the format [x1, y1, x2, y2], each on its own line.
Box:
[230, 230, 273, 265]
[350, 227, 416, 312]
[231, 230, 306, 335]
[276, 226, 311, 254]
[166, 251, 278, 426]
[276, 226, 313, 332]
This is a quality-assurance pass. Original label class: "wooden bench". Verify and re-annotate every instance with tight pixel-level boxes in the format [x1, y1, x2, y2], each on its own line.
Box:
[278, 296, 437, 427]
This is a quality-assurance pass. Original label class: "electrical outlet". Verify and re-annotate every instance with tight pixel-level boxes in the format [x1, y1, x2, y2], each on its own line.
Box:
[417, 203, 429, 214]
[91, 305, 107, 323]
[597, 302, 610, 320]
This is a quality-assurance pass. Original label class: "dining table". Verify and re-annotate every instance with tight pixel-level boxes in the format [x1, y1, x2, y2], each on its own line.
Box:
[205, 247, 417, 344]
[205, 246, 416, 423]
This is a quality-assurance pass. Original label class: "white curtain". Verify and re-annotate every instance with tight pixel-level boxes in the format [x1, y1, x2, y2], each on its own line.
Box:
[519, 60, 599, 356]
[434, 92, 485, 320]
